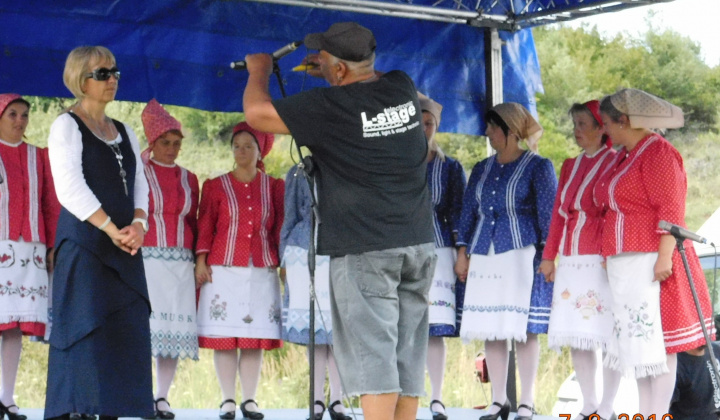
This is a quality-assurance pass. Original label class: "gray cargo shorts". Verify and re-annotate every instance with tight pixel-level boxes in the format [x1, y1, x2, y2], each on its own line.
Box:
[329, 243, 436, 397]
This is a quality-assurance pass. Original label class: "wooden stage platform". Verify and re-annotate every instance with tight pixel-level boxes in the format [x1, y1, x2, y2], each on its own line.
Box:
[18, 407, 560, 420]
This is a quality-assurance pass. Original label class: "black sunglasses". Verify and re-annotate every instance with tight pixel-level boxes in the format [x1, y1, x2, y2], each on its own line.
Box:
[85, 67, 121, 81]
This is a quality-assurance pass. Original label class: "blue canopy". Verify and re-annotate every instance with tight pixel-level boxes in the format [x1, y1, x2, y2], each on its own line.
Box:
[0, 0, 665, 135]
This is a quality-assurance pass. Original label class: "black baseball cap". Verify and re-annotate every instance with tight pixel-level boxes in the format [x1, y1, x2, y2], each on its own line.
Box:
[304, 22, 377, 62]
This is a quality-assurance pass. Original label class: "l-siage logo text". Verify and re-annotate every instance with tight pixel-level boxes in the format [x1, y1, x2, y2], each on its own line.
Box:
[361, 101, 419, 138]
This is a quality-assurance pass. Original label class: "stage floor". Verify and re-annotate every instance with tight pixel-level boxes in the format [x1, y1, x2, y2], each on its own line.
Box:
[18, 407, 560, 420]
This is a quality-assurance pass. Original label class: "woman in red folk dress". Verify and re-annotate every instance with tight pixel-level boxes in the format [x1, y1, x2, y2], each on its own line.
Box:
[0, 93, 59, 420]
[140, 99, 200, 419]
[540, 101, 621, 420]
[595, 89, 714, 417]
[195, 122, 283, 420]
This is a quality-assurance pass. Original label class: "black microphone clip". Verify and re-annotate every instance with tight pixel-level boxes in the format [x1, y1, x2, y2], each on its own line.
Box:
[230, 40, 304, 70]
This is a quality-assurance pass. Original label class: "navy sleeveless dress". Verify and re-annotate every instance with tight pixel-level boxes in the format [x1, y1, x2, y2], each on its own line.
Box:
[44, 113, 153, 419]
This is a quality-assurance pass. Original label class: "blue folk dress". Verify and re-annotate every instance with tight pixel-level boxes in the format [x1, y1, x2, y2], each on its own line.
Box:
[426, 155, 466, 337]
[280, 165, 333, 345]
[457, 151, 557, 342]
[44, 113, 153, 419]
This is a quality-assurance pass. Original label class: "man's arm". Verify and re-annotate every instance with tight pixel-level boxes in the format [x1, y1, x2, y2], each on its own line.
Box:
[243, 53, 290, 134]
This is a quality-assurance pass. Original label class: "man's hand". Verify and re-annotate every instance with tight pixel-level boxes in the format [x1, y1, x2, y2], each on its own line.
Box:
[245, 53, 274, 77]
[297, 54, 324, 79]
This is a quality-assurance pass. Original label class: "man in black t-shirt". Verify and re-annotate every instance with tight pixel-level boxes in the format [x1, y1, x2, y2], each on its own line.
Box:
[670, 342, 720, 420]
[243, 22, 436, 420]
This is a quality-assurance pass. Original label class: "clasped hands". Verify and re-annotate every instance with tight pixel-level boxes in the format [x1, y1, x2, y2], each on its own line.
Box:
[107, 223, 145, 256]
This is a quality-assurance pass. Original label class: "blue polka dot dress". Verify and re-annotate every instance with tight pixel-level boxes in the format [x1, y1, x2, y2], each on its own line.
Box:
[457, 151, 557, 338]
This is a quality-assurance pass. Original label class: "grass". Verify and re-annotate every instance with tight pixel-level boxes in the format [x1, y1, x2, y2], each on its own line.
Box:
[17, 336, 572, 414]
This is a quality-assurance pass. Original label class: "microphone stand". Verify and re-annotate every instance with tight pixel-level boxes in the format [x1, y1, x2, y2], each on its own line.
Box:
[272, 62, 321, 420]
[673, 236, 720, 385]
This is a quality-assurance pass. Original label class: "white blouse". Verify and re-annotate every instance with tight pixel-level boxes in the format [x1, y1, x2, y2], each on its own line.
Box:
[48, 112, 149, 221]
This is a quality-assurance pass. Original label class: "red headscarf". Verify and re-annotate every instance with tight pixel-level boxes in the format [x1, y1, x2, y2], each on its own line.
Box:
[232, 122, 275, 172]
[583, 99, 613, 148]
[140, 99, 183, 164]
[0, 93, 29, 118]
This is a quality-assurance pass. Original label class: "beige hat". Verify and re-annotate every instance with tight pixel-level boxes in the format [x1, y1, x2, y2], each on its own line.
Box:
[491, 102, 543, 152]
[609, 88, 684, 129]
[418, 92, 443, 128]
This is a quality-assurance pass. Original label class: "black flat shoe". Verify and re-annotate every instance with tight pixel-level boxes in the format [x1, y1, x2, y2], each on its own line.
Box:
[577, 412, 597, 420]
[430, 399, 448, 420]
[479, 401, 509, 420]
[153, 398, 175, 419]
[328, 401, 352, 420]
[0, 401, 27, 420]
[240, 399, 264, 420]
[514, 404, 535, 420]
[70, 415, 97, 420]
[308, 400, 325, 420]
[219, 399, 237, 420]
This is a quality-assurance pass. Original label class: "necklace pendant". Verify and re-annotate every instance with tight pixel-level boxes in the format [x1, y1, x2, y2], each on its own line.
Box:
[122, 179, 128, 196]
[119, 168, 127, 178]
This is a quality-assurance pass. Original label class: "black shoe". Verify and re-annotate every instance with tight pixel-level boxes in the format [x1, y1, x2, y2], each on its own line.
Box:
[577, 412, 597, 420]
[430, 400, 448, 420]
[0, 401, 27, 420]
[514, 404, 535, 420]
[479, 401, 509, 420]
[71, 415, 97, 420]
[308, 400, 325, 420]
[152, 398, 175, 419]
[328, 401, 352, 420]
[220, 399, 237, 420]
[240, 399, 264, 420]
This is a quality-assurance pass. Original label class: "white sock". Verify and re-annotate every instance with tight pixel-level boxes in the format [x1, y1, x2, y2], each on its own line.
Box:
[516, 334, 540, 416]
[311, 345, 329, 413]
[214, 349, 239, 411]
[0, 328, 22, 411]
[485, 340, 509, 415]
[427, 336, 447, 413]
[596, 361, 621, 419]
[239, 349, 263, 411]
[327, 348, 346, 413]
[155, 356, 179, 412]
[636, 377, 652, 416]
[571, 349, 598, 415]
[650, 353, 677, 416]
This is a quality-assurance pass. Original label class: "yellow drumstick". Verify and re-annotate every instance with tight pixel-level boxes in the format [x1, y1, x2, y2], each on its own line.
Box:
[292, 63, 319, 72]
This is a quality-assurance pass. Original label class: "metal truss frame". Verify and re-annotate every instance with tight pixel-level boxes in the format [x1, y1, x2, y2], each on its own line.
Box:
[245, 0, 675, 31]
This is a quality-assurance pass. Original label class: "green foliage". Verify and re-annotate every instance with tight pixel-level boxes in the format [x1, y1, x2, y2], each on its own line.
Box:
[532, 23, 720, 132]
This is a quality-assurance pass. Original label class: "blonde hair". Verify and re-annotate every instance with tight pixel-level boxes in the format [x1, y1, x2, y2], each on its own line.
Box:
[63, 46, 116, 99]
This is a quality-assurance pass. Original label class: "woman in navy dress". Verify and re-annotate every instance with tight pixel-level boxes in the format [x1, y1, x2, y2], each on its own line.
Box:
[419, 94, 466, 420]
[44, 46, 153, 420]
[455, 103, 557, 420]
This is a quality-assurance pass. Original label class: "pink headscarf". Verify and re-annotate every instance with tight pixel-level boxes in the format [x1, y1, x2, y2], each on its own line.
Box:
[232, 122, 275, 172]
[0, 93, 29, 118]
[583, 100, 613, 148]
[140, 99, 183, 164]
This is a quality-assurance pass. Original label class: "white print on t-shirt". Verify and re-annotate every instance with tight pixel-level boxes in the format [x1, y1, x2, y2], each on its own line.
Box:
[361, 101, 419, 138]
[707, 359, 720, 408]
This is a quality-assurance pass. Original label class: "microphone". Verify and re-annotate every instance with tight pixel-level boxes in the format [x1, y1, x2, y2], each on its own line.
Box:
[658, 220, 707, 244]
[230, 40, 304, 70]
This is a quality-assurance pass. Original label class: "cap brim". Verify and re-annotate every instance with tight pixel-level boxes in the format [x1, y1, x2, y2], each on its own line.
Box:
[304, 32, 324, 50]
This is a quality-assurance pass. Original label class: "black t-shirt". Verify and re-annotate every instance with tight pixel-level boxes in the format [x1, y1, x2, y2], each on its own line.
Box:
[670, 343, 720, 420]
[273, 70, 434, 256]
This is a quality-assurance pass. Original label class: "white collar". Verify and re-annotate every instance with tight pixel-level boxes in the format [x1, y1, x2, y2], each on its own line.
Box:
[0, 138, 24, 148]
[151, 159, 177, 168]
